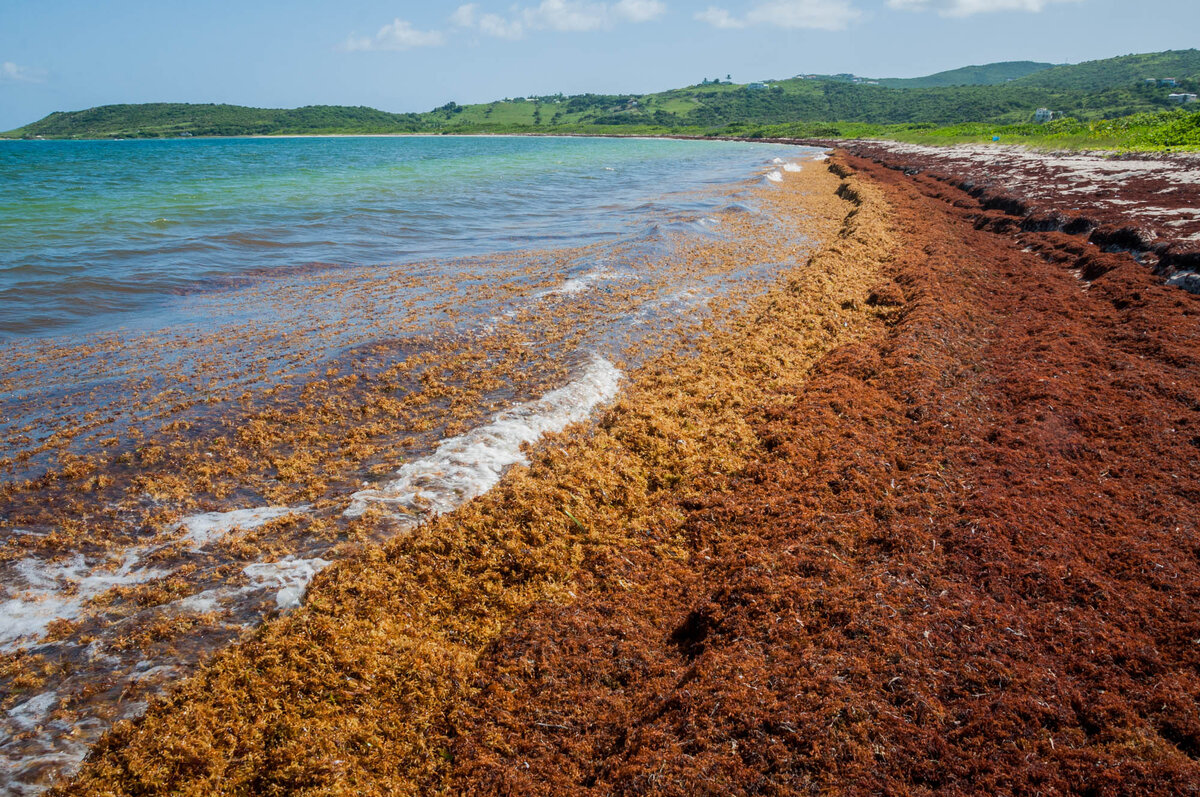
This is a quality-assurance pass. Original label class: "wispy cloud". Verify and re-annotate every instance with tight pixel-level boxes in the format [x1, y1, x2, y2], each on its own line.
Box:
[887, 0, 1080, 15]
[523, 0, 611, 30]
[346, 2, 665, 51]
[695, 0, 860, 30]
[695, 6, 746, 27]
[451, 3, 527, 38]
[1, 61, 47, 84]
[612, 0, 668, 22]
[342, 18, 446, 52]
[450, 0, 666, 39]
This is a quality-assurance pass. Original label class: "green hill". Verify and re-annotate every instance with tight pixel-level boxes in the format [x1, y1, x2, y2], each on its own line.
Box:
[6, 50, 1199, 142]
[1014, 49, 1200, 91]
[878, 61, 1054, 88]
[12, 103, 425, 138]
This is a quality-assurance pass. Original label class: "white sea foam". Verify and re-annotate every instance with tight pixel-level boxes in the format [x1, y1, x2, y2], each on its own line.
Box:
[765, 170, 783, 183]
[783, 162, 803, 172]
[243, 557, 332, 611]
[344, 356, 622, 521]
[176, 506, 307, 550]
[170, 587, 232, 614]
[544, 271, 610, 297]
[0, 552, 167, 652]
[541, 267, 636, 298]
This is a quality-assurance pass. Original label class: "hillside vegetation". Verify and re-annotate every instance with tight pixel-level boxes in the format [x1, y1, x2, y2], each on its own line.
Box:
[877, 60, 1053, 88]
[8, 103, 426, 138]
[1013, 50, 1200, 91]
[5, 49, 1199, 149]
[736, 108, 1200, 151]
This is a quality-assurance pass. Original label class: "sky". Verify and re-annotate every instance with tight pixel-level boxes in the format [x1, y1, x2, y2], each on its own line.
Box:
[1, 0, 1198, 130]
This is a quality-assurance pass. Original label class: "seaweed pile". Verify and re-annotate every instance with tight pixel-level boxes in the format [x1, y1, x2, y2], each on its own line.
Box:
[441, 156, 1200, 794]
[36, 151, 1200, 794]
[839, 139, 1200, 285]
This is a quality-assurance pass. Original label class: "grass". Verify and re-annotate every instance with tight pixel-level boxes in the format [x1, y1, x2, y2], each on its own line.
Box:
[705, 108, 1200, 152]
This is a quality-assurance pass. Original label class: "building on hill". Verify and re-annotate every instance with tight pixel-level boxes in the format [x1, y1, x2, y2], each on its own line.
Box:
[747, 82, 769, 90]
[1168, 93, 1198, 103]
[1160, 78, 1179, 86]
[1034, 108, 1056, 123]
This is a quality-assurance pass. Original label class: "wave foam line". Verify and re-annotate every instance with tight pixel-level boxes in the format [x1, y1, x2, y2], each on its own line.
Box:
[0, 552, 168, 653]
[176, 506, 307, 550]
[344, 356, 622, 520]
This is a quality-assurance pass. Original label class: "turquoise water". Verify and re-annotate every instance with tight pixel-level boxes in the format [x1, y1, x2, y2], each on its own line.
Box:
[0, 135, 800, 336]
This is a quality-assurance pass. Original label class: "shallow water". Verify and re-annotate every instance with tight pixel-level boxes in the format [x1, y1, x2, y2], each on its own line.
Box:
[1, 135, 801, 337]
[0, 135, 823, 793]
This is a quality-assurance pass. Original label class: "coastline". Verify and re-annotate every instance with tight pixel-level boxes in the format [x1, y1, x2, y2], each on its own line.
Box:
[54, 152, 871, 795]
[0, 141, 827, 791]
[8, 129, 1198, 155]
[52, 152, 1200, 794]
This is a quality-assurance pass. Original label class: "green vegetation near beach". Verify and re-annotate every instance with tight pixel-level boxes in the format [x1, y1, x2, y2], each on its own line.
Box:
[728, 109, 1200, 150]
[6, 49, 1200, 151]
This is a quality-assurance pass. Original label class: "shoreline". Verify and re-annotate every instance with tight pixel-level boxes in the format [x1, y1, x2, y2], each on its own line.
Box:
[0, 147, 828, 792]
[835, 138, 1200, 281]
[8, 129, 1199, 156]
[52, 152, 1200, 795]
[55, 154, 870, 795]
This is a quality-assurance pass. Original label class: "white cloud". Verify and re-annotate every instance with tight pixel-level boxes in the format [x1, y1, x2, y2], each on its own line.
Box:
[342, 18, 446, 52]
[695, 6, 746, 27]
[451, 4, 527, 38]
[696, 0, 860, 30]
[613, 0, 668, 22]
[887, 0, 1080, 15]
[479, 13, 527, 37]
[350, 2, 663, 50]
[522, 0, 611, 31]
[450, 4, 479, 26]
[449, 0, 665, 39]
[1, 62, 47, 83]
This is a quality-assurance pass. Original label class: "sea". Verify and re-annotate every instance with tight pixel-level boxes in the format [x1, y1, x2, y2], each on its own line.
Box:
[0, 134, 822, 792]
[0, 135, 810, 337]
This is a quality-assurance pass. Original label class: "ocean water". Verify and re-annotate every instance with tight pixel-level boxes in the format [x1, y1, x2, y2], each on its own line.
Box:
[0, 135, 801, 337]
[0, 135, 823, 792]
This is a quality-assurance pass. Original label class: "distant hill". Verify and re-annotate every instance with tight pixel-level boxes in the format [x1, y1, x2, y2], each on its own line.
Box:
[877, 61, 1054, 89]
[12, 103, 425, 139]
[6, 50, 1199, 140]
[1013, 49, 1200, 91]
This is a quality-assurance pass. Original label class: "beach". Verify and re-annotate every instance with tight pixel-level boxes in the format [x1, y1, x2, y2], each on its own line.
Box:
[3, 142, 1199, 794]
[0, 137, 825, 791]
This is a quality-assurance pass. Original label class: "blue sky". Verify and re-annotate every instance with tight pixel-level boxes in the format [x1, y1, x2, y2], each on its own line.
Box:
[1, 0, 1197, 130]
